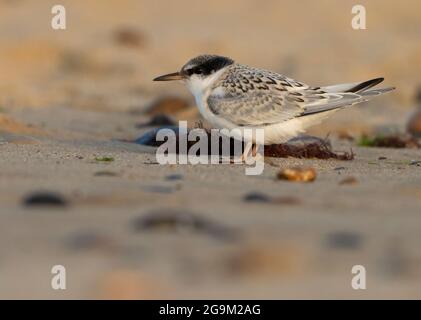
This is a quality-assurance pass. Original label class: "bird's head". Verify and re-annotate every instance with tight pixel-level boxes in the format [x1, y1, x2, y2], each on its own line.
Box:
[153, 54, 234, 93]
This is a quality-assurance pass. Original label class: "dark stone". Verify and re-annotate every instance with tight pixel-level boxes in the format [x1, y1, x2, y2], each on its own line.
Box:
[132, 210, 239, 241]
[134, 126, 180, 147]
[165, 174, 183, 181]
[94, 171, 118, 177]
[265, 135, 353, 160]
[243, 192, 271, 203]
[134, 126, 243, 157]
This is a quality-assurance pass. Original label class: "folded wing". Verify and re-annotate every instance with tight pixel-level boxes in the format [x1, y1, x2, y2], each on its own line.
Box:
[207, 78, 394, 126]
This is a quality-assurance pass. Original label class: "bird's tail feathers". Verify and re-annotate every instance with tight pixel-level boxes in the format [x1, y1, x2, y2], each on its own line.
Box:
[302, 78, 395, 116]
[321, 77, 385, 93]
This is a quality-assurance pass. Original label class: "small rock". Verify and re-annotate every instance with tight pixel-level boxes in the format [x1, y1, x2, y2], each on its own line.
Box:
[94, 171, 118, 177]
[132, 210, 239, 241]
[141, 185, 175, 194]
[64, 231, 112, 251]
[277, 167, 316, 182]
[23, 192, 67, 207]
[165, 174, 183, 181]
[416, 87, 421, 103]
[407, 107, 421, 138]
[378, 156, 387, 160]
[134, 126, 179, 147]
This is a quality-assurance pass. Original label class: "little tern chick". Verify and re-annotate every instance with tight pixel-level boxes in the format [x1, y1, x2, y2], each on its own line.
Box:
[154, 54, 394, 161]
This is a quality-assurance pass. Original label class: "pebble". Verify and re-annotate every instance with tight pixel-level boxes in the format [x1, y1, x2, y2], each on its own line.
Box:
[94, 171, 118, 177]
[134, 126, 179, 147]
[243, 192, 271, 203]
[23, 192, 68, 207]
[165, 174, 183, 181]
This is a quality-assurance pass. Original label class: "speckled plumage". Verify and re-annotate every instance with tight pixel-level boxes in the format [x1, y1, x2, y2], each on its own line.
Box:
[207, 63, 392, 128]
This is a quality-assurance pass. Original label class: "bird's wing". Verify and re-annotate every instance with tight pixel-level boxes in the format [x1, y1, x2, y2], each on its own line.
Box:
[301, 87, 395, 116]
[209, 65, 394, 126]
[207, 85, 394, 126]
[207, 88, 305, 126]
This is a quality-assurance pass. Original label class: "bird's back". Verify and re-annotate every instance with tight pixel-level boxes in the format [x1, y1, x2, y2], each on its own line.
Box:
[213, 64, 311, 95]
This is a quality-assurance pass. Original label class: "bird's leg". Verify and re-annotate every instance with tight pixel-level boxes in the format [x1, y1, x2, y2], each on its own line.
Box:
[222, 142, 259, 164]
[251, 143, 258, 157]
[227, 141, 253, 164]
[249, 143, 264, 163]
[242, 141, 254, 163]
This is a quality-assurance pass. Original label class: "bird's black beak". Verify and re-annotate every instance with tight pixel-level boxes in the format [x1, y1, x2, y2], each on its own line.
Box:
[153, 72, 184, 81]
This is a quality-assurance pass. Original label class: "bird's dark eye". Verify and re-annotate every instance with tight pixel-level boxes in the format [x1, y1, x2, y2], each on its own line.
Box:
[185, 68, 198, 76]
[183, 67, 205, 76]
